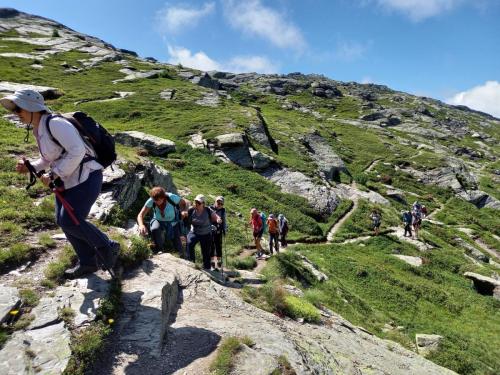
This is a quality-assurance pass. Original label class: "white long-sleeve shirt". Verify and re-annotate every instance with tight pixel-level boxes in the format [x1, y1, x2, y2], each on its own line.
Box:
[31, 113, 102, 189]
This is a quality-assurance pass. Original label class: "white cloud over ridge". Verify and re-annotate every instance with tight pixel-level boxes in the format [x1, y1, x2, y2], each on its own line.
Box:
[167, 45, 278, 74]
[375, 0, 462, 21]
[222, 0, 306, 51]
[156, 2, 215, 34]
[335, 40, 370, 61]
[446, 81, 500, 118]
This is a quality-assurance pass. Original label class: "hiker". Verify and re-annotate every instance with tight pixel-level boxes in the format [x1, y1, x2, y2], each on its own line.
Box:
[402, 210, 413, 238]
[370, 209, 382, 235]
[209, 196, 227, 271]
[186, 195, 222, 270]
[412, 208, 422, 239]
[249, 208, 264, 258]
[137, 186, 188, 256]
[278, 214, 289, 248]
[267, 214, 279, 255]
[1, 89, 119, 278]
[421, 205, 428, 218]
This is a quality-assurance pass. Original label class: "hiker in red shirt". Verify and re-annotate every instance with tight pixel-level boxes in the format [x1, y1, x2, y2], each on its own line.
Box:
[249, 208, 264, 258]
[267, 214, 280, 255]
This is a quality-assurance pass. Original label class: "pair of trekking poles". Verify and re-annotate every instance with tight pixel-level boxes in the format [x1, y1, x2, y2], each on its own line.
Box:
[23, 159, 117, 279]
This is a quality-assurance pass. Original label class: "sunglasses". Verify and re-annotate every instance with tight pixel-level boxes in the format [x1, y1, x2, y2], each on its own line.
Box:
[216, 201, 223, 205]
[195, 201, 202, 205]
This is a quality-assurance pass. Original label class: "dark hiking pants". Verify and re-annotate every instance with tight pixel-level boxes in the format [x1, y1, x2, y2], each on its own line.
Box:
[211, 232, 223, 258]
[187, 232, 212, 269]
[269, 233, 279, 254]
[404, 223, 412, 237]
[150, 219, 182, 256]
[55, 170, 116, 267]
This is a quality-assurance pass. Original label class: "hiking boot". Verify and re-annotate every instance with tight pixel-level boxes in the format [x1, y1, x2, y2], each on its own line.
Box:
[97, 242, 120, 271]
[64, 263, 98, 279]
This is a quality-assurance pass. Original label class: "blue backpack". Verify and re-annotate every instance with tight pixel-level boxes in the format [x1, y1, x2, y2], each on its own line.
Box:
[260, 212, 267, 234]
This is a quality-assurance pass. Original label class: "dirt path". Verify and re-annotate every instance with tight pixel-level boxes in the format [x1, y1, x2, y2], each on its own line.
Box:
[327, 198, 358, 242]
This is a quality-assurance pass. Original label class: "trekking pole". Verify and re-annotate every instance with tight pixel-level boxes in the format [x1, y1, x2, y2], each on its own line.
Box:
[23, 159, 116, 279]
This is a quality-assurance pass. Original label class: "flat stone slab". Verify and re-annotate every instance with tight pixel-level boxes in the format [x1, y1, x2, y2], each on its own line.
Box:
[464, 272, 500, 300]
[115, 131, 176, 156]
[0, 286, 20, 323]
[0, 322, 71, 375]
[393, 255, 423, 267]
[0, 81, 59, 96]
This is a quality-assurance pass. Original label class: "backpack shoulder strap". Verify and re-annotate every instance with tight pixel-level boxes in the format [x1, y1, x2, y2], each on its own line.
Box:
[165, 193, 180, 208]
[45, 114, 64, 149]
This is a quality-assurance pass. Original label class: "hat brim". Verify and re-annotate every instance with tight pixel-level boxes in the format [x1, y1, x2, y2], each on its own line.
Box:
[0, 94, 48, 112]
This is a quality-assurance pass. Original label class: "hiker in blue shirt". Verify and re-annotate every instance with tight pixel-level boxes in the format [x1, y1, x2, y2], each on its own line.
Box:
[402, 210, 413, 238]
[137, 186, 188, 256]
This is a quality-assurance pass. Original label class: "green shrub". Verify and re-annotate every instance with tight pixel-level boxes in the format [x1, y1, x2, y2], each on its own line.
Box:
[230, 256, 257, 270]
[120, 236, 151, 268]
[44, 245, 76, 284]
[284, 295, 321, 323]
[19, 289, 40, 307]
[39, 233, 57, 249]
[210, 336, 253, 375]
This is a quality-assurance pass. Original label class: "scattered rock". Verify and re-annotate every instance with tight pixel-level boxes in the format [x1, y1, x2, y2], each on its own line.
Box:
[115, 131, 176, 156]
[392, 255, 423, 267]
[0, 81, 63, 99]
[250, 149, 274, 170]
[195, 91, 220, 107]
[212, 133, 254, 169]
[160, 89, 176, 100]
[416, 334, 443, 356]
[300, 255, 328, 282]
[454, 237, 489, 263]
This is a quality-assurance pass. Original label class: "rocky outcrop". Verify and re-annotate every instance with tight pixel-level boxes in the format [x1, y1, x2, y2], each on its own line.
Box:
[454, 237, 489, 263]
[114, 131, 176, 156]
[212, 133, 254, 169]
[113, 68, 163, 83]
[464, 272, 500, 300]
[247, 108, 278, 152]
[301, 131, 348, 181]
[250, 149, 274, 170]
[333, 183, 390, 205]
[458, 190, 500, 210]
[0, 81, 63, 99]
[0, 274, 110, 375]
[90, 161, 176, 221]
[310, 81, 342, 98]
[160, 88, 176, 100]
[97, 254, 455, 375]
[300, 255, 328, 282]
[195, 91, 220, 107]
[261, 167, 339, 216]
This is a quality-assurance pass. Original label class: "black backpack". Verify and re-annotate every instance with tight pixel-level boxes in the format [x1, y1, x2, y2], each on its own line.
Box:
[45, 112, 117, 169]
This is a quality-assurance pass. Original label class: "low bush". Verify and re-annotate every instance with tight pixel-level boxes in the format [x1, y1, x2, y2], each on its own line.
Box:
[284, 295, 321, 323]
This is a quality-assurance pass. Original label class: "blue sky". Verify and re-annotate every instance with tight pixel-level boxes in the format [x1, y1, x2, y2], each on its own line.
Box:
[2, 0, 500, 116]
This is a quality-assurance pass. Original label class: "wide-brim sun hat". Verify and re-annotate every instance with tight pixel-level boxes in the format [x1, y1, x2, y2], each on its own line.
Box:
[194, 194, 206, 204]
[0, 89, 48, 113]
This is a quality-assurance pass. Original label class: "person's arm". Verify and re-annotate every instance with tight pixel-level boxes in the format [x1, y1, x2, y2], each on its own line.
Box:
[209, 208, 222, 224]
[137, 206, 151, 236]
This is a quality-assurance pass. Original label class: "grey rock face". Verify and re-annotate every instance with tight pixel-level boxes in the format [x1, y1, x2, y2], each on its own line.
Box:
[250, 149, 274, 170]
[0, 286, 20, 323]
[261, 167, 339, 216]
[300, 255, 328, 282]
[212, 133, 254, 169]
[115, 131, 176, 156]
[416, 334, 443, 356]
[310, 81, 342, 98]
[195, 91, 220, 107]
[458, 190, 500, 210]
[160, 88, 176, 100]
[197, 73, 221, 90]
[113, 69, 163, 83]
[246, 109, 276, 151]
[109, 254, 456, 375]
[301, 131, 348, 181]
[454, 237, 489, 263]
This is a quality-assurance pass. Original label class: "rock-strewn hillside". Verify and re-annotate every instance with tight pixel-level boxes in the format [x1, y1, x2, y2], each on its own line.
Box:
[0, 8, 499, 375]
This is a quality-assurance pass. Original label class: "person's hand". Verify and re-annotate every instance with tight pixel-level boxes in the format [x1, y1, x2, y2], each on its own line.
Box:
[138, 225, 148, 236]
[40, 173, 51, 187]
[217, 217, 222, 224]
[16, 159, 28, 174]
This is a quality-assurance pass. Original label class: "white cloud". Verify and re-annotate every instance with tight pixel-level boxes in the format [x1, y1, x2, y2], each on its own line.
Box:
[167, 45, 278, 74]
[446, 81, 500, 118]
[226, 56, 278, 74]
[375, 0, 462, 21]
[361, 76, 375, 84]
[222, 0, 306, 51]
[167, 45, 221, 71]
[156, 2, 215, 34]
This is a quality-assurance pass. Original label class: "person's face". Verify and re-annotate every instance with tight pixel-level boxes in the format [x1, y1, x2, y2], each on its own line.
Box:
[216, 200, 223, 207]
[13, 106, 30, 124]
[154, 197, 166, 205]
[195, 200, 204, 207]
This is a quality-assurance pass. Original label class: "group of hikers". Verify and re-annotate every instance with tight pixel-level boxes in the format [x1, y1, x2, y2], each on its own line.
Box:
[369, 201, 427, 238]
[249, 208, 289, 259]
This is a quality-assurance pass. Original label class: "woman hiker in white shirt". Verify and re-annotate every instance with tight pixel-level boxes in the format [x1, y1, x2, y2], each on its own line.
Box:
[0, 89, 119, 279]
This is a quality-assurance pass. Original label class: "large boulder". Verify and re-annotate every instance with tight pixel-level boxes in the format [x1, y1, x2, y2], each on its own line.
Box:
[301, 131, 349, 181]
[250, 150, 274, 170]
[212, 133, 254, 169]
[454, 238, 489, 263]
[458, 190, 500, 210]
[115, 131, 176, 156]
[0, 81, 63, 99]
[464, 272, 500, 300]
[416, 334, 443, 356]
[261, 167, 339, 216]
